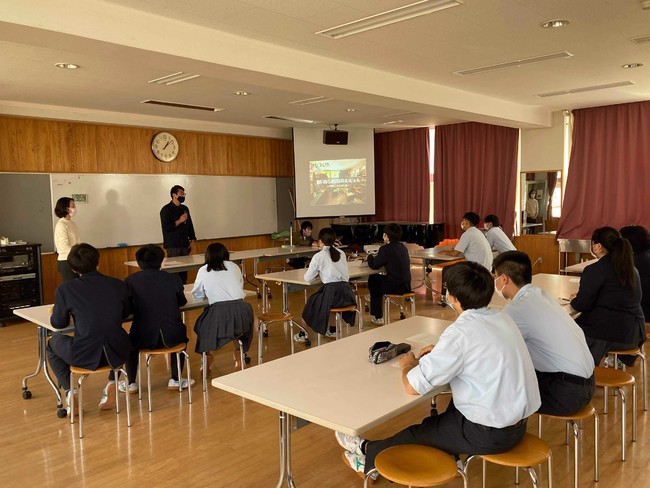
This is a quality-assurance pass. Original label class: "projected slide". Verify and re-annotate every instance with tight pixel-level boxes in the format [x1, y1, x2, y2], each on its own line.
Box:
[309, 159, 366, 206]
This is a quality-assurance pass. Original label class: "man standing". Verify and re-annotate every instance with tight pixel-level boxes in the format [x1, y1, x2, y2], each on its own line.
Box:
[160, 185, 196, 284]
[493, 251, 595, 415]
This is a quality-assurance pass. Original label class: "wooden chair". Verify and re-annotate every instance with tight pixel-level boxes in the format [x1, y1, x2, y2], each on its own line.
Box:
[138, 343, 192, 412]
[364, 444, 467, 488]
[317, 305, 363, 345]
[257, 312, 307, 363]
[465, 433, 552, 488]
[69, 364, 131, 439]
[594, 366, 636, 461]
[607, 347, 647, 411]
[382, 292, 416, 324]
[537, 402, 599, 488]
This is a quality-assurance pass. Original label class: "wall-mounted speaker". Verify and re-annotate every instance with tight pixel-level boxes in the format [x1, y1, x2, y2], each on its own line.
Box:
[323, 130, 348, 145]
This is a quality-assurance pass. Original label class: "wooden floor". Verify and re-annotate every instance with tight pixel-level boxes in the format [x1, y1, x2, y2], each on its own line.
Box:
[2, 270, 649, 487]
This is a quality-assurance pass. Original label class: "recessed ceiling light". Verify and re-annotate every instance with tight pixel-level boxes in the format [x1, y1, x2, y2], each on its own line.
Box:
[541, 19, 570, 28]
[622, 63, 644, 69]
[383, 120, 404, 125]
[54, 63, 80, 69]
[346, 108, 356, 112]
[234, 91, 250, 96]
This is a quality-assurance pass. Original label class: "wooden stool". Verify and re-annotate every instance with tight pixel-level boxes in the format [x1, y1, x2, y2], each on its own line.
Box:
[382, 292, 416, 324]
[607, 347, 647, 411]
[69, 364, 131, 439]
[365, 444, 467, 488]
[538, 402, 599, 488]
[138, 343, 192, 412]
[201, 339, 246, 391]
[317, 305, 362, 346]
[594, 366, 636, 461]
[466, 433, 552, 488]
[257, 312, 307, 363]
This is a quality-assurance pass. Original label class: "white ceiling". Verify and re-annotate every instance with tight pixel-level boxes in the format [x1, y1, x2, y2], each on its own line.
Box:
[2, 0, 650, 136]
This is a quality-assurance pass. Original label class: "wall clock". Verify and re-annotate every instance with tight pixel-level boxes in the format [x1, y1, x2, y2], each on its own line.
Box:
[151, 132, 179, 162]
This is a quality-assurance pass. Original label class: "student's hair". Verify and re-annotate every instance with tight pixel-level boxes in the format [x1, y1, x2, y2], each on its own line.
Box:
[300, 221, 313, 231]
[620, 225, 650, 254]
[170, 185, 184, 198]
[205, 242, 229, 272]
[67, 243, 100, 274]
[484, 214, 500, 227]
[135, 244, 165, 270]
[528, 189, 536, 198]
[592, 226, 636, 288]
[383, 223, 402, 242]
[318, 228, 341, 263]
[462, 212, 480, 227]
[54, 197, 74, 218]
[493, 251, 532, 287]
[445, 261, 494, 310]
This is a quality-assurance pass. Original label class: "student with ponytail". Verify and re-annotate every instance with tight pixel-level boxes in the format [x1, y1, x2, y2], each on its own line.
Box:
[294, 228, 356, 344]
[570, 226, 646, 365]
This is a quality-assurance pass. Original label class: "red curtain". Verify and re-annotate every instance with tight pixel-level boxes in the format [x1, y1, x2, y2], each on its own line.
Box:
[372, 128, 430, 221]
[557, 101, 650, 239]
[434, 122, 518, 239]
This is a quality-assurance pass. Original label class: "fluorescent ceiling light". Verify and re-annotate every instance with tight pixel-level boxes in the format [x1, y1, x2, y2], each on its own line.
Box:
[141, 99, 223, 112]
[289, 96, 333, 105]
[630, 34, 650, 44]
[316, 0, 462, 39]
[541, 19, 569, 28]
[263, 115, 318, 124]
[148, 72, 200, 86]
[536, 81, 634, 98]
[54, 63, 80, 69]
[454, 51, 572, 76]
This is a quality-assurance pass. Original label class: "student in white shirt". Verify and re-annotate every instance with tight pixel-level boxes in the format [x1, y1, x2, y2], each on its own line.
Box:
[494, 251, 595, 416]
[336, 261, 540, 478]
[484, 214, 516, 254]
[192, 242, 253, 370]
[53, 197, 81, 282]
[294, 228, 356, 344]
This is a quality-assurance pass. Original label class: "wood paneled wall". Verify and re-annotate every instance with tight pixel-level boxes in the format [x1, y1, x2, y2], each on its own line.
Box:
[0, 116, 293, 176]
[513, 234, 559, 274]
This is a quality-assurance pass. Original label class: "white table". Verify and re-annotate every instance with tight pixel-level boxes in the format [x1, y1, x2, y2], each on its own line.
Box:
[212, 315, 452, 487]
[409, 247, 463, 291]
[564, 259, 596, 274]
[255, 261, 381, 314]
[14, 284, 210, 417]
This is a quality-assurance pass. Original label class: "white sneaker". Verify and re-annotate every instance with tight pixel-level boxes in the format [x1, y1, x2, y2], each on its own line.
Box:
[325, 329, 337, 338]
[167, 378, 196, 390]
[335, 431, 364, 455]
[293, 332, 309, 344]
[98, 382, 116, 410]
[66, 389, 79, 417]
[342, 450, 377, 480]
[117, 381, 138, 394]
[370, 317, 384, 325]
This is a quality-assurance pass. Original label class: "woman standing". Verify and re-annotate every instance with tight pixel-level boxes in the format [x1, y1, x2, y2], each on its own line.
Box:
[53, 197, 81, 282]
[570, 227, 646, 365]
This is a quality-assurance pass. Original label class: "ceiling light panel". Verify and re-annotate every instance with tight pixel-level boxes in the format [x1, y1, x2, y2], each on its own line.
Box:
[141, 99, 223, 111]
[454, 51, 573, 76]
[148, 72, 200, 85]
[289, 96, 334, 105]
[630, 34, 650, 44]
[536, 81, 634, 98]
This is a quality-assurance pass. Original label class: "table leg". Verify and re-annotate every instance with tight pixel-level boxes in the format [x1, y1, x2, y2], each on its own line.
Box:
[22, 326, 64, 415]
[262, 281, 270, 314]
[282, 282, 289, 314]
[276, 411, 297, 488]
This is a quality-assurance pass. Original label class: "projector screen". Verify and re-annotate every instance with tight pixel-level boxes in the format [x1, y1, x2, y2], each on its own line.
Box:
[293, 127, 375, 218]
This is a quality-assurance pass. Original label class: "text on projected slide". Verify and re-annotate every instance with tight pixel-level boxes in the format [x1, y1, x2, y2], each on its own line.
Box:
[310, 159, 367, 206]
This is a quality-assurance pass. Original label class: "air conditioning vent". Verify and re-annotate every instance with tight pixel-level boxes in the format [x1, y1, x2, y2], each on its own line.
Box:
[454, 52, 573, 76]
[141, 100, 223, 112]
[536, 81, 634, 97]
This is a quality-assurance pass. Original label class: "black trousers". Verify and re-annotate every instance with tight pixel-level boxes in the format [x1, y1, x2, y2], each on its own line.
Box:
[367, 274, 409, 319]
[166, 246, 190, 284]
[585, 336, 644, 367]
[47, 334, 109, 391]
[57, 260, 77, 282]
[364, 401, 527, 474]
[536, 371, 595, 416]
[123, 342, 186, 381]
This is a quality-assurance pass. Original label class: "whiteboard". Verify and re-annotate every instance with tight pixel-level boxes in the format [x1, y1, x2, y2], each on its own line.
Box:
[50, 174, 278, 248]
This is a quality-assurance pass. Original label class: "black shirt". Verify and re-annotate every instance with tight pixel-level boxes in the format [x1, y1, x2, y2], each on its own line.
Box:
[160, 201, 196, 249]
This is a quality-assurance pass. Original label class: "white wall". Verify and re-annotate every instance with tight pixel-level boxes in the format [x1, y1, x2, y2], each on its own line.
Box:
[520, 111, 565, 172]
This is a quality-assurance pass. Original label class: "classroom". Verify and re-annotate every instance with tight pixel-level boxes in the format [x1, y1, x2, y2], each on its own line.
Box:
[1, 2, 649, 487]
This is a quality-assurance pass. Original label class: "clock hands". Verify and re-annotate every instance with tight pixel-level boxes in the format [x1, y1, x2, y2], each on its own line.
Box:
[163, 140, 171, 150]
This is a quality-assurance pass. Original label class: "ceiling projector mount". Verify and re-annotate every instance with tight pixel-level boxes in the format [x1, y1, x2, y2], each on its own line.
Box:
[323, 124, 348, 145]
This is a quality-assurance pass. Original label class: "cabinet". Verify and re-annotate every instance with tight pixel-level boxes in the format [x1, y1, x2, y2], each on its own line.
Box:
[0, 243, 43, 326]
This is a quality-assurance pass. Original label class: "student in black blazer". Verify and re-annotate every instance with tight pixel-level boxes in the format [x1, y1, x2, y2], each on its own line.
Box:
[124, 244, 191, 391]
[367, 223, 411, 325]
[570, 227, 646, 366]
[620, 225, 650, 321]
[47, 244, 131, 414]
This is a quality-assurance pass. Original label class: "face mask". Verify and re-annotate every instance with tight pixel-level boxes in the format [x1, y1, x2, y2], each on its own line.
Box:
[68, 207, 77, 217]
[177, 196, 185, 204]
[460, 223, 466, 231]
[445, 294, 458, 313]
[494, 277, 506, 299]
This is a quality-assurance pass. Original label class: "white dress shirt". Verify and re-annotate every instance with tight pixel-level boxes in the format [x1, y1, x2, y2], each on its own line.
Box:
[54, 218, 81, 260]
[407, 307, 540, 428]
[454, 226, 493, 270]
[486, 226, 516, 254]
[191, 261, 245, 303]
[304, 246, 349, 283]
[503, 284, 594, 377]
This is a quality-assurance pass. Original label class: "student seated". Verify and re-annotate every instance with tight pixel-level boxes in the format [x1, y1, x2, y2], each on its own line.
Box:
[47, 243, 131, 414]
[294, 228, 356, 343]
[288, 220, 316, 269]
[123, 244, 193, 391]
[335, 261, 540, 477]
[192, 243, 254, 371]
[620, 225, 650, 321]
[493, 251, 595, 415]
[366, 223, 411, 325]
[484, 214, 516, 254]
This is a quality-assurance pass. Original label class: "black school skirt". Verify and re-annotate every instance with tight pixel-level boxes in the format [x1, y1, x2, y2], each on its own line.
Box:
[302, 281, 356, 335]
[194, 299, 254, 353]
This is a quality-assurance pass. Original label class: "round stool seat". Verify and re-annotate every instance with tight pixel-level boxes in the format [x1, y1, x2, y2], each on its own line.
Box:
[594, 367, 635, 388]
[259, 312, 293, 322]
[374, 445, 458, 486]
[384, 292, 416, 299]
[70, 364, 113, 375]
[541, 402, 597, 421]
[609, 348, 641, 355]
[480, 433, 551, 468]
[330, 305, 357, 313]
[141, 343, 186, 355]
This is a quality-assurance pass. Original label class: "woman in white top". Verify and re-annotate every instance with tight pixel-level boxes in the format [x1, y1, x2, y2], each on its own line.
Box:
[192, 242, 253, 370]
[484, 214, 516, 254]
[294, 228, 356, 344]
[53, 197, 81, 282]
[526, 190, 539, 223]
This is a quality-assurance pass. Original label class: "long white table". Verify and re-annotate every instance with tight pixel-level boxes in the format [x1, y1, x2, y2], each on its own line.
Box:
[212, 315, 452, 487]
[564, 259, 596, 274]
[14, 284, 212, 417]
